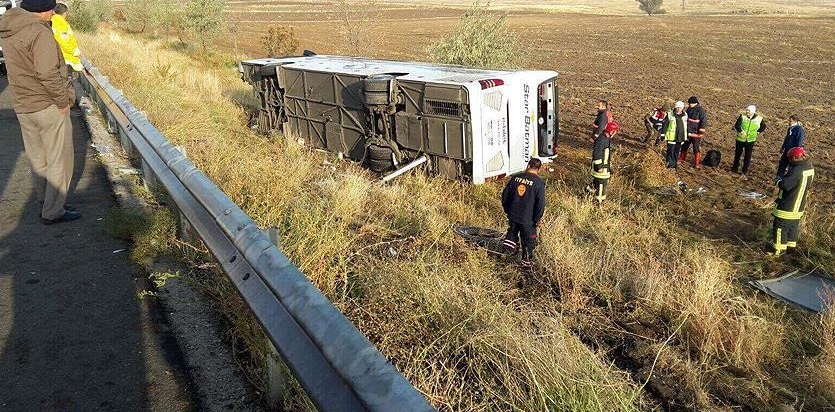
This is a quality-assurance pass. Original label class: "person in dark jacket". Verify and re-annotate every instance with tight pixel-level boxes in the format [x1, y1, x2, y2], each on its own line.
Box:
[732, 105, 767, 175]
[643, 102, 671, 144]
[661, 101, 688, 168]
[770, 147, 814, 256]
[590, 100, 612, 142]
[588, 122, 618, 203]
[502, 158, 546, 268]
[776, 115, 806, 178]
[679, 96, 708, 168]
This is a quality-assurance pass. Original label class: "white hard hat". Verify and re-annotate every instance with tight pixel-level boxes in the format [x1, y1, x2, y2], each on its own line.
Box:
[746, 105, 757, 113]
[675, 101, 685, 109]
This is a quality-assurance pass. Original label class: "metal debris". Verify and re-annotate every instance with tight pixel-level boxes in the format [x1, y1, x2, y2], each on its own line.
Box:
[740, 191, 767, 200]
[750, 269, 835, 313]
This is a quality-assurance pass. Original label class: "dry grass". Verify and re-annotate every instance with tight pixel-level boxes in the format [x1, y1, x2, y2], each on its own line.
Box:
[78, 29, 835, 411]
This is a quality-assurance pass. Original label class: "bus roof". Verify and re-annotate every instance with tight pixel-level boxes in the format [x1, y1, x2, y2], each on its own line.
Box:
[241, 55, 557, 86]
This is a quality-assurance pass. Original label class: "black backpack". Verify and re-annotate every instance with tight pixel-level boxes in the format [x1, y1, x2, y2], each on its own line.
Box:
[704, 149, 721, 167]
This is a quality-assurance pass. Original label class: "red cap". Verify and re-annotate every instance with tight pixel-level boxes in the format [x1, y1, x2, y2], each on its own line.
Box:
[605, 121, 620, 135]
[787, 147, 806, 159]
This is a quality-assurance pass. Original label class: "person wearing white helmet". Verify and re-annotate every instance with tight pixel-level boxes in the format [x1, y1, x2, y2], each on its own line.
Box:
[732, 105, 767, 175]
[660, 101, 688, 168]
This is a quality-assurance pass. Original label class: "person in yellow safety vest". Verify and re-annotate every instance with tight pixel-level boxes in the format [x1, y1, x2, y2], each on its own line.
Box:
[770, 147, 814, 256]
[51, 3, 82, 74]
[661, 101, 688, 168]
[731, 105, 767, 175]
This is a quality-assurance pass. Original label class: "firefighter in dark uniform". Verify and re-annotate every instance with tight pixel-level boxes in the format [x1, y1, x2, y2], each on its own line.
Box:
[502, 158, 547, 268]
[770, 147, 814, 256]
[589, 122, 619, 203]
[679, 96, 708, 168]
[589, 100, 613, 143]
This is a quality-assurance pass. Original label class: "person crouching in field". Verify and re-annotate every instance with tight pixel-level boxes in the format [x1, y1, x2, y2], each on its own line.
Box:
[776, 115, 805, 178]
[770, 147, 814, 256]
[643, 102, 670, 144]
[502, 159, 546, 269]
[588, 122, 618, 203]
[661, 101, 687, 168]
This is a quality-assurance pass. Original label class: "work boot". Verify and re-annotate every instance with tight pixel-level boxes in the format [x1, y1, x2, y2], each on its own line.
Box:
[678, 152, 687, 164]
[694, 152, 702, 169]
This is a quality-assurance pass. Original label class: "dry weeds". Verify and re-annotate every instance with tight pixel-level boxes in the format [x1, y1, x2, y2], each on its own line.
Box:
[77, 29, 835, 411]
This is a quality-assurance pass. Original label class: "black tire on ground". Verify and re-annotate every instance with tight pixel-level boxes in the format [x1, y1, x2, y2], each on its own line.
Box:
[368, 144, 393, 160]
[368, 158, 394, 173]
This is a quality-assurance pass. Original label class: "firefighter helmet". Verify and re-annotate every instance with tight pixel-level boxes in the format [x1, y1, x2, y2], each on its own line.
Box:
[787, 146, 806, 160]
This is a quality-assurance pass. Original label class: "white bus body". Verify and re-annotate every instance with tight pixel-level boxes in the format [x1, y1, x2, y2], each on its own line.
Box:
[240, 55, 559, 184]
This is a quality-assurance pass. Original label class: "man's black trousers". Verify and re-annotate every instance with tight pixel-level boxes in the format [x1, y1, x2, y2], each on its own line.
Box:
[732, 141, 756, 174]
[503, 221, 538, 261]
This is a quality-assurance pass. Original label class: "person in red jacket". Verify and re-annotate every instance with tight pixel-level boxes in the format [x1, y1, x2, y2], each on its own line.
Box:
[679, 96, 708, 168]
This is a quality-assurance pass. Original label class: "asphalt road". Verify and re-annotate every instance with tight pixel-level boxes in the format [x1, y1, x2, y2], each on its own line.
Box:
[0, 75, 196, 411]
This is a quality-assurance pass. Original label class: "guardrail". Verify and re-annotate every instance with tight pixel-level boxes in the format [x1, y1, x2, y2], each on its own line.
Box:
[79, 58, 436, 412]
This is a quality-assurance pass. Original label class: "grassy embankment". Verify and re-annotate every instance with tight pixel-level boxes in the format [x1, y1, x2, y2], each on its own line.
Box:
[78, 29, 835, 411]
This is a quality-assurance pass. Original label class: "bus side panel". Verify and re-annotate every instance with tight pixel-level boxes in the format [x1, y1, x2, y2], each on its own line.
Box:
[280, 67, 368, 160]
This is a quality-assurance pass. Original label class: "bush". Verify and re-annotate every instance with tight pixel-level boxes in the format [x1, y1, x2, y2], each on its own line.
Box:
[262, 26, 300, 58]
[122, 0, 178, 34]
[330, 0, 380, 56]
[183, 0, 226, 53]
[428, 0, 527, 69]
[637, 0, 666, 15]
[69, 0, 113, 33]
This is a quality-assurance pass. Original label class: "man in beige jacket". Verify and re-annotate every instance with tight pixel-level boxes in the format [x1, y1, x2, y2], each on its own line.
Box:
[0, 0, 79, 223]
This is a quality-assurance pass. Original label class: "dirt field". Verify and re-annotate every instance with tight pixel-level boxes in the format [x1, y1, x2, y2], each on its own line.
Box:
[225, 1, 835, 211]
[175, 2, 835, 410]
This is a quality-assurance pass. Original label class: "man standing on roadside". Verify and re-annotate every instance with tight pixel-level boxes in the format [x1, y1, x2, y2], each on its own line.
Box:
[51, 3, 82, 74]
[502, 158, 546, 269]
[0, 0, 80, 224]
[776, 114, 806, 178]
[732, 105, 767, 176]
[679, 96, 707, 168]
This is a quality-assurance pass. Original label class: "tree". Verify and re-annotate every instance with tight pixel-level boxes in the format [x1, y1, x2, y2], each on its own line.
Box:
[123, 0, 176, 34]
[637, 0, 666, 15]
[428, 1, 526, 69]
[184, 0, 226, 53]
[69, 0, 113, 32]
[330, 0, 381, 56]
[262, 26, 300, 57]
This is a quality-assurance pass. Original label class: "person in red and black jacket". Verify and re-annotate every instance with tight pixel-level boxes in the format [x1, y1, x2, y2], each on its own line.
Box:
[679, 96, 708, 168]
[643, 102, 671, 144]
[501, 159, 546, 269]
[589, 100, 613, 143]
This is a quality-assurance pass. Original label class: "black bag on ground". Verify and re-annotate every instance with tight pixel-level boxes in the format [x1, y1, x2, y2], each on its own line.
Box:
[704, 149, 722, 167]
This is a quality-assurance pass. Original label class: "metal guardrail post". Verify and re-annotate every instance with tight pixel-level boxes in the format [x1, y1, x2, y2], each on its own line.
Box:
[80, 58, 436, 412]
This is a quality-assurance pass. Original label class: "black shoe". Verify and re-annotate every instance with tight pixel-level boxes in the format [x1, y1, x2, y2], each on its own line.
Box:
[41, 210, 82, 225]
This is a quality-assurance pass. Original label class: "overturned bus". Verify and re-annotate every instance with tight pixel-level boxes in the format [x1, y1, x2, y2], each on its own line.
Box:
[239, 55, 559, 184]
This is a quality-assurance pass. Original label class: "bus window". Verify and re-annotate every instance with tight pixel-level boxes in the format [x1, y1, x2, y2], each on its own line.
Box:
[537, 79, 558, 156]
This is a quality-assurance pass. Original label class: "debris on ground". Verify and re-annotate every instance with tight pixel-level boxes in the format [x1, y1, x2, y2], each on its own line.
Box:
[740, 191, 767, 200]
[750, 269, 835, 313]
[453, 226, 513, 256]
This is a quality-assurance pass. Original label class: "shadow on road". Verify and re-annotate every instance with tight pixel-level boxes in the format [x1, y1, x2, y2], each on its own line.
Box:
[0, 75, 193, 411]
